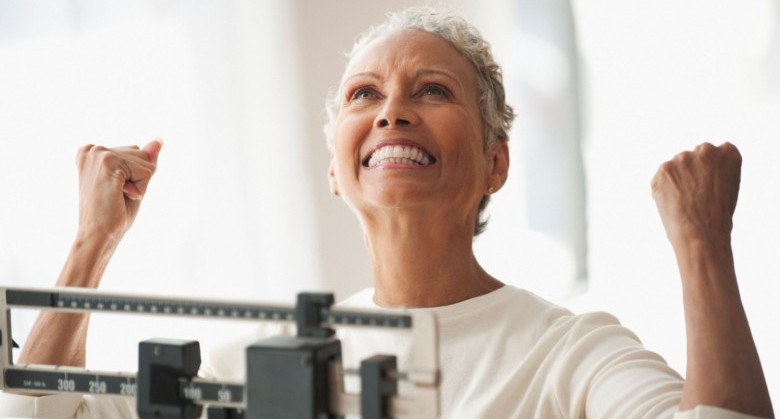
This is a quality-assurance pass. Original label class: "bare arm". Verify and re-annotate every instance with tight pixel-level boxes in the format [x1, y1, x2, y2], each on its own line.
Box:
[17, 140, 163, 367]
[651, 142, 774, 418]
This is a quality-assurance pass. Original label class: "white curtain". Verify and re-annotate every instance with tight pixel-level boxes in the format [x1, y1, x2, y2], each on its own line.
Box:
[471, 0, 587, 300]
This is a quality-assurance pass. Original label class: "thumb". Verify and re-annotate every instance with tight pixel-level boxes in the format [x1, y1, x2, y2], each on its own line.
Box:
[143, 138, 164, 165]
[123, 181, 143, 201]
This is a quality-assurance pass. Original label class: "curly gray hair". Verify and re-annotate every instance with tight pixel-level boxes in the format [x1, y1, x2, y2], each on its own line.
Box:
[324, 6, 515, 236]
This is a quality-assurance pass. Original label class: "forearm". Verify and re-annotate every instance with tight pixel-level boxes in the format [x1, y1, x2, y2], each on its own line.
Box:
[676, 239, 773, 418]
[15, 140, 161, 369]
[17, 229, 119, 367]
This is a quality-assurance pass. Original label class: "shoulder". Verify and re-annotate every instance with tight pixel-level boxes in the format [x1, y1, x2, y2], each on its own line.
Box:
[495, 285, 632, 340]
[507, 287, 644, 360]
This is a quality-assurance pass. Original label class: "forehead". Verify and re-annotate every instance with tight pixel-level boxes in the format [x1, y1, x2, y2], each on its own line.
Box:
[342, 30, 479, 88]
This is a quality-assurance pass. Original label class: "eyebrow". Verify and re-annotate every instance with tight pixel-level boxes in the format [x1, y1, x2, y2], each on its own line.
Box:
[342, 68, 463, 90]
[415, 68, 463, 90]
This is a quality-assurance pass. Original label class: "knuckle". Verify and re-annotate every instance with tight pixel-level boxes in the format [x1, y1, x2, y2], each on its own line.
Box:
[655, 161, 675, 180]
[78, 144, 95, 153]
[650, 175, 661, 191]
[97, 150, 119, 167]
[97, 150, 111, 163]
[673, 151, 691, 164]
[695, 142, 716, 158]
[721, 141, 742, 161]
[76, 144, 97, 166]
[86, 145, 109, 163]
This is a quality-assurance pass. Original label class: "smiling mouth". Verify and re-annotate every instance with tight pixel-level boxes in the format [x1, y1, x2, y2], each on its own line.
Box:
[363, 144, 436, 168]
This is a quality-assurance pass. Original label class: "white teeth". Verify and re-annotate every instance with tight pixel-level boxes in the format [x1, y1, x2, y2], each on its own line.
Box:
[366, 145, 433, 168]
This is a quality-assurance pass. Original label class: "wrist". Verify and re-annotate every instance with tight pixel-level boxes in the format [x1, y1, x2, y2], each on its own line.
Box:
[57, 228, 121, 288]
[75, 224, 122, 246]
[673, 237, 740, 298]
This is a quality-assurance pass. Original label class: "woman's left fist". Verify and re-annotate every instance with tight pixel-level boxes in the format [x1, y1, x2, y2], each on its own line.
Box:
[651, 142, 742, 247]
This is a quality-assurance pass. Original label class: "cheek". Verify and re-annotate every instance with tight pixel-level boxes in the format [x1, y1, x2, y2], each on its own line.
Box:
[441, 117, 488, 180]
[437, 114, 484, 154]
[335, 112, 374, 151]
[332, 115, 365, 177]
[334, 111, 370, 144]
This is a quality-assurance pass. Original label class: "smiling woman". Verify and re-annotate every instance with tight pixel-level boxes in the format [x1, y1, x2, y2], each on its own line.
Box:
[0, 5, 774, 419]
[327, 28, 507, 308]
[325, 9, 514, 240]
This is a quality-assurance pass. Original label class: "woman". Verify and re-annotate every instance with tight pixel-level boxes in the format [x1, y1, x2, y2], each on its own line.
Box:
[2, 7, 773, 419]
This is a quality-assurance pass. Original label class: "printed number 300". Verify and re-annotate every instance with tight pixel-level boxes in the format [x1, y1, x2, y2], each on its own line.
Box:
[57, 378, 75, 392]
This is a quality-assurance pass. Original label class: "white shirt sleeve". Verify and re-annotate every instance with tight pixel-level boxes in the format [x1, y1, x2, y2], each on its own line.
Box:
[0, 392, 82, 418]
[548, 312, 771, 419]
[0, 392, 201, 419]
[674, 406, 769, 419]
[78, 396, 136, 419]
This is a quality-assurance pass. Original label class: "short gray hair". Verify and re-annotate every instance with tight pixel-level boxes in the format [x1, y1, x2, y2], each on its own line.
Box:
[324, 6, 515, 236]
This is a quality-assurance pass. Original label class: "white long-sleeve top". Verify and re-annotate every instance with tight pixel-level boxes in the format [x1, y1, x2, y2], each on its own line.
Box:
[0, 286, 767, 418]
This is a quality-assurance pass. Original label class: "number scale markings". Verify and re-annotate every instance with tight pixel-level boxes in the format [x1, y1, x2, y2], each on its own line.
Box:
[4, 367, 244, 408]
[5, 289, 414, 328]
[7, 289, 297, 322]
[6, 368, 135, 396]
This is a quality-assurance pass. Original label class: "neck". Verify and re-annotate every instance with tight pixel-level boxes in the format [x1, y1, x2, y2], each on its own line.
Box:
[362, 211, 503, 308]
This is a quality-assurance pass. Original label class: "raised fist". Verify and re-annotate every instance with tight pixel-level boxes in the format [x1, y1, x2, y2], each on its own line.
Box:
[75, 139, 162, 240]
[651, 142, 741, 248]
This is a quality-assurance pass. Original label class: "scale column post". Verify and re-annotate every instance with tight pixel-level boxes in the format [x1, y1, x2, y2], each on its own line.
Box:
[245, 292, 342, 419]
[360, 355, 398, 419]
[0, 288, 12, 390]
[137, 338, 202, 419]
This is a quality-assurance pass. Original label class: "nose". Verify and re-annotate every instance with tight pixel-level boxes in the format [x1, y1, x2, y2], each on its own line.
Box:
[374, 95, 417, 129]
[377, 117, 409, 128]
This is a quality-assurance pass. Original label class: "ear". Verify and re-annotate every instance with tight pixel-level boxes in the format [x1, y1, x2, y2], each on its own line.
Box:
[328, 157, 340, 197]
[487, 141, 510, 192]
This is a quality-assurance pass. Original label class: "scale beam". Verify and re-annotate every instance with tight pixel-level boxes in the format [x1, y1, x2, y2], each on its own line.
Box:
[0, 287, 439, 418]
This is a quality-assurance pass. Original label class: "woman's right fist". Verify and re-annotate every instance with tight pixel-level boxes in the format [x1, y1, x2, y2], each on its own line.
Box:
[75, 139, 163, 240]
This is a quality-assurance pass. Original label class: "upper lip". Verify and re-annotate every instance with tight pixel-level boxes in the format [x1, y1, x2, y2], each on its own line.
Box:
[362, 139, 436, 167]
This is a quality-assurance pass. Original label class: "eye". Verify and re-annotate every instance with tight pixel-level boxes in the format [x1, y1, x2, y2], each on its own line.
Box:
[420, 84, 451, 99]
[350, 86, 379, 101]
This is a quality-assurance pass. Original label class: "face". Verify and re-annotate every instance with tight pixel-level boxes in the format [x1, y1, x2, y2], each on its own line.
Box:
[329, 30, 508, 230]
